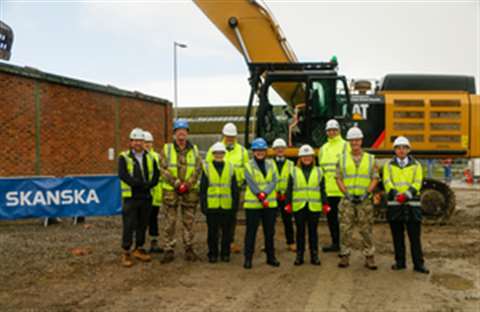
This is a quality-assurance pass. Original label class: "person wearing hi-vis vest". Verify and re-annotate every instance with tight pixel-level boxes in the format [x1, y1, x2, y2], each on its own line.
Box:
[318, 119, 349, 253]
[243, 138, 279, 269]
[118, 128, 160, 268]
[336, 127, 379, 270]
[206, 122, 248, 254]
[383, 136, 429, 274]
[200, 142, 240, 263]
[272, 138, 296, 252]
[143, 131, 164, 254]
[159, 119, 203, 264]
[285, 144, 329, 266]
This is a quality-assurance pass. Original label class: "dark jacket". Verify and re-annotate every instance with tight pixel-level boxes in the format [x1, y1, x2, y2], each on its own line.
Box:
[118, 150, 160, 199]
[386, 156, 423, 222]
[200, 160, 240, 214]
[286, 164, 328, 206]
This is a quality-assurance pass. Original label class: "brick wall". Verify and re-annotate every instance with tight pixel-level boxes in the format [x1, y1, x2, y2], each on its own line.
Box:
[0, 65, 172, 177]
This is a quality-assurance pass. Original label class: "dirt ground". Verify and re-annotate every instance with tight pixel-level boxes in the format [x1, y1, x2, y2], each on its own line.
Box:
[0, 189, 479, 312]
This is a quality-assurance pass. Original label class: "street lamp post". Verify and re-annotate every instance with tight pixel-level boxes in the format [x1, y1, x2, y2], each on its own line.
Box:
[173, 41, 187, 119]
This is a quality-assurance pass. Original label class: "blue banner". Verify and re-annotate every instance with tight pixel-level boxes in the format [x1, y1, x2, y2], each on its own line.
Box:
[0, 176, 122, 220]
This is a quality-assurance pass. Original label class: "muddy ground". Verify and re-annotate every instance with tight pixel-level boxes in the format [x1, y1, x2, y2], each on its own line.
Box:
[0, 189, 479, 312]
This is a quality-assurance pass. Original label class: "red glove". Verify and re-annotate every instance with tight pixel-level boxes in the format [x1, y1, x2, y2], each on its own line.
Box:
[322, 204, 331, 215]
[395, 193, 407, 204]
[284, 203, 292, 214]
[177, 183, 188, 194]
[257, 192, 267, 201]
[276, 192, 287, 202]
[262, 200, 270, 208]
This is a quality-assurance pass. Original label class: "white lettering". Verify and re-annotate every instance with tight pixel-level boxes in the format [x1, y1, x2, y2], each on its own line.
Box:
[352, 103, 370, 120]
[46, 191, 60, 206]
[6, 192, 19, 207]
[32, 191, 46, 206]
[61, 190, 73, 205]
[74, 189, 86, 204]
[86, 190, 100, 204]
[20, 191, 32, 206]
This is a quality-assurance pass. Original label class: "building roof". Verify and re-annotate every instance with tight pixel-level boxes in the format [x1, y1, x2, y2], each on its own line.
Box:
[0, 61, 171, 105]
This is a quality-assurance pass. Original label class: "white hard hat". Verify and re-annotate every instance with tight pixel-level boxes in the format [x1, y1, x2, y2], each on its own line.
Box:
[298, 144, 315, 157]
[393, 136, 411, 148]
[325, 119, 340, 130]
[222, 123, 238, 136]
[129, 128, 145, 140]
[272, 138, 287, 148]
[346, 127, 364, 140]
[143, 131, 153, 142]
[211, 142, 227, 153]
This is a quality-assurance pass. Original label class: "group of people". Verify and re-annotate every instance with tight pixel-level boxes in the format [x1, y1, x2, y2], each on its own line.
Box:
[118, 118, 429, 274]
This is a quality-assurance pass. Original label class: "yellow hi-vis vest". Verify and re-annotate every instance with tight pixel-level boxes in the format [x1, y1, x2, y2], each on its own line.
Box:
[204, 161, 234, 210]
[206, 141, 248, 185]
[339, 150, 374, 196]
[244, 159, 277, 209]
[292, 166, 324, 212]
[319, 135, 349, 197]
[273, 159, 294, 194]
[162, 143, 200, 191]
[383, 159, 423, 207]
[119, 150, 154, 198]
[149, 149, 163, 206]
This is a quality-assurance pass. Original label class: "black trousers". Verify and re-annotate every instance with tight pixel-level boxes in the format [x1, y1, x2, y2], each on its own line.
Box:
[244, 208, 277, 260]
[206, 211, 233, 257]
[326, 197, 341, 246]
[229, 210, 238, 244]
[121, 198, 150, 251]
[294, 207, 320, 255]
[389, 221, 425, 268]
[148, 205, 160, 237]
[278, 200, 295, 245]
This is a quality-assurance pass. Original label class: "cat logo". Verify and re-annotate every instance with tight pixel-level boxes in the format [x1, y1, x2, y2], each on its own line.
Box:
[352, 103, 370, 120]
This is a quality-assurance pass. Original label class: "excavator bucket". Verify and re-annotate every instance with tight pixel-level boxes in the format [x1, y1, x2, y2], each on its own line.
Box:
[0, 21, 14, 61]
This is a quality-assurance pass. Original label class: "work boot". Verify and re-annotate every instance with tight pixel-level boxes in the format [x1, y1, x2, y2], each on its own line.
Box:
[310, 251, 321, 266]
[185, 247, 199, 262]
[338, 255, 349, 268]
[391, 263, 406, 270]
[244, 258, 253, 269]
[287, 243, 297, 252]
[230, 243, 241, 254]
[220, 254, 230, 262]
[121, 252, 134, 268]
[365, 256, 378, 270]
[149, 239, 164, 254]
[294, 253, 304, 266]
[322, 244, 340, 253]
[161, 250, 175, 264]
[132, 248, 152, 262]
[414, 265, 430, 274]
[208, 255, 218, 263]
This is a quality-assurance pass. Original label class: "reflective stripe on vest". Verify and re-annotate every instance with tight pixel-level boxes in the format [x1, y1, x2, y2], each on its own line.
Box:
[319, 139, 348, 197]
[292, 166, 323, 212]
[244, 159, 277, 209]
[162, 143, 199, 191]
[274, 159, 294, 193]
[383, 160, 422, 195]
[120, 150, 154, 198]
[149, 150, 163, 206]
[340, 151, 374, 196]
[205, 161, 233, 209]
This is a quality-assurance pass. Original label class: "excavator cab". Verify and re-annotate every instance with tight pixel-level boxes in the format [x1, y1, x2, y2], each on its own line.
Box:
[245, 62, 352, 148]
[0, 21, 14, 61]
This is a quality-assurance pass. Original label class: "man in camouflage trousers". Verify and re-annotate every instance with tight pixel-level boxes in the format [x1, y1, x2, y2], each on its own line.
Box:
[335, 127, 379, 269]
[159, 119, 203, 263]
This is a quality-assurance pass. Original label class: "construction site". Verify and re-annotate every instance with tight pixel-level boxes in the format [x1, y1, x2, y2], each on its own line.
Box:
[0, 1, 479, 311]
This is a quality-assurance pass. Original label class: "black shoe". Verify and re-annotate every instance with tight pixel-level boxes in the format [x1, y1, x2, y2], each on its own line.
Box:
[208, 256, 218, 263]
[266, 258, 280, 267]
[244, 259, 252, 269]
[414, 266, 430, 274]
[310, 253, 321, 266]
[221, 254, 230, 262]
[294, 254, 304, 266]
[391, 263, 406, 270]
[322, 244, 340, 252]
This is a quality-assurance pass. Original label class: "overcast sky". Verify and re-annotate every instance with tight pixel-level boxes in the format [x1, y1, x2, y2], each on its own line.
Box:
[1, 0, 479, 106]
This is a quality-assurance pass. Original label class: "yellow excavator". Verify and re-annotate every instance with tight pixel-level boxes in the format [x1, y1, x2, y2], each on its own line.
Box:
[193, 0, 480, 221]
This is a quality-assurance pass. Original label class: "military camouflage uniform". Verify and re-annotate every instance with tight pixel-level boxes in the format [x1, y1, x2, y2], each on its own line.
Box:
[336, 155, 378, 257]
[160, 141, 202, 252]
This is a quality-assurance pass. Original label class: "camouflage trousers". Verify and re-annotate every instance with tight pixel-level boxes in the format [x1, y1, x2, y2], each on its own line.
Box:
[339, 198, 375, 257]
[162, 190, 199, 251]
